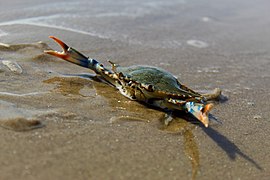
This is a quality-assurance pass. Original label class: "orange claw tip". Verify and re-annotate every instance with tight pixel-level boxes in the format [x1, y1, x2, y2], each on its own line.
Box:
[200, 103, 214, 127]
[48, 36, 69, 52]
[44, 50, 68, 59]
[48, 36, 60, 41]
[202, 103, 214, 115]
[199, 114, 209, 127]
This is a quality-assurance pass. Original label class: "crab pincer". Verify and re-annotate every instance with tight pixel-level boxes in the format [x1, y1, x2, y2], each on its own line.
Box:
[44, 36, 91, 67]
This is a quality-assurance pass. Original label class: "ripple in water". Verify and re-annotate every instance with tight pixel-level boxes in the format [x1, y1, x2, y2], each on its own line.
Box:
[2, 60, 23, 74]
[0, 29, 8, 37]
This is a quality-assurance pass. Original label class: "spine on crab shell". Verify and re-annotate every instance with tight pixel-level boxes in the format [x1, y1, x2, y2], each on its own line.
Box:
[185, 102, 213, 127]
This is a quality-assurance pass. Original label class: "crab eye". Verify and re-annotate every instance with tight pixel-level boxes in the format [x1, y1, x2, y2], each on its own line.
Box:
[147, 84, 154, 92]
[144, 84, 154, 92]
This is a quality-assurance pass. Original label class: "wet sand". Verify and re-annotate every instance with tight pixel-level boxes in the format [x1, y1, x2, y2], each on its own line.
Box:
[1, 0, 270, 179]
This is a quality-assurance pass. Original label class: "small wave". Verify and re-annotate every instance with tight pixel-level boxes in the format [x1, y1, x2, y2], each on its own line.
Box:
[0, 91, 47, 97]
[0, 15, 109, 40]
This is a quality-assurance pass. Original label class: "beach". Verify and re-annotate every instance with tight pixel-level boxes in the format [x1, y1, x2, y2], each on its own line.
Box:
[0, 0, 270, 179]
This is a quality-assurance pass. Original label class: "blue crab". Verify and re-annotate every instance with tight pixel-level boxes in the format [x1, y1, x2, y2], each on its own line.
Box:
[45, 36, 221, 127]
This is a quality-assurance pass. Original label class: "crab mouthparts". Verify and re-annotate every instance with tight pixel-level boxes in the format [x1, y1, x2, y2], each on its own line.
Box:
[44, 36, 69, 58]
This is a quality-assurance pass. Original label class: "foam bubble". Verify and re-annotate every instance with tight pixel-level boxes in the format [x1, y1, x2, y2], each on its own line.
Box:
[186, 40, 209, 48]
[201, 17, 211, 22]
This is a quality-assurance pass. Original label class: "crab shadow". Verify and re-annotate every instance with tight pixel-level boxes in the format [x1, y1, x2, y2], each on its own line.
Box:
[159, 109, 262, 171]
[202, 125, 262, 170]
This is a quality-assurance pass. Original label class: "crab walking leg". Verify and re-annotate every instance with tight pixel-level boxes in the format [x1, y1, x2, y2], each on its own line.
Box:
[44, 36, 118, 85]
[202, 88, 222, 101]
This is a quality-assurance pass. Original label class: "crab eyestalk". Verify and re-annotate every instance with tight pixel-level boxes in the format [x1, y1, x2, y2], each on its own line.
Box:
[44, 36, 95, 68]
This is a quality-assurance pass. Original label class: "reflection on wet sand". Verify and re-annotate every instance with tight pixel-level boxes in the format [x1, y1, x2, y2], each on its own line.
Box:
[183, 130, 200, 180]
[0, 100, 45, 131]
[43, 76, 94, 97]
[160, 119, 200, 179]
[0, 117, 43, 131]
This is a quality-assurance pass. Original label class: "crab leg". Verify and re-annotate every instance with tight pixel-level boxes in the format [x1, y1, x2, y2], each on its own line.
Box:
[202, 88, 222, 101]
[185, 102, 213, 127]
[44, 36, 118, 86]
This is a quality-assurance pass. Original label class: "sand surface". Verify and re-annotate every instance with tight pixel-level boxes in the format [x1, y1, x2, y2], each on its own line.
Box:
[0, 0, 270, 179]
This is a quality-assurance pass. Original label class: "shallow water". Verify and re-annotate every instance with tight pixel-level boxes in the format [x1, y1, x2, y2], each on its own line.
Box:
[1, 0, 270, 179]
[1, 0, 269, 51]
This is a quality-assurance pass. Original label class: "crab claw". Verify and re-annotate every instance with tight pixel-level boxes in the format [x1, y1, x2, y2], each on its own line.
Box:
[44, 36, 69, 59]
[199, 103, 214, 127]
[185, 102, 213, 127]
[44, 36, 90, 67]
